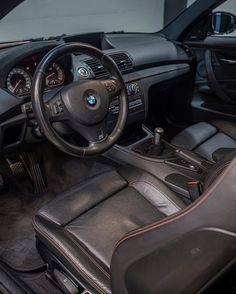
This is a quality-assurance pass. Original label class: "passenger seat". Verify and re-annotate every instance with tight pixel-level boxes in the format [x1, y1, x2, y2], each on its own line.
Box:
[171, 120, 236, 161]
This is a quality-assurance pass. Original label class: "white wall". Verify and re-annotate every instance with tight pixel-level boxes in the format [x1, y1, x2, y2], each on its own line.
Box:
[214, 0, 236, 13]
[0, 0, 164, 42]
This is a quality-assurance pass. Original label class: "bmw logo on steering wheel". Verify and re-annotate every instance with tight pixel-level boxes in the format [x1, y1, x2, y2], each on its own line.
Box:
[86, 94, 97, 106]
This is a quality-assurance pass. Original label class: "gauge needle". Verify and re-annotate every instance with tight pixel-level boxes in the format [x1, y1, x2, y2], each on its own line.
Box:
[46, 72, 55, 80]
[13, 79, 21, 92]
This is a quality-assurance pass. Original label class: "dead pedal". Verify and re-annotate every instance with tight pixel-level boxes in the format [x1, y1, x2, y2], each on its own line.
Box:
[20, 152, 47, 194]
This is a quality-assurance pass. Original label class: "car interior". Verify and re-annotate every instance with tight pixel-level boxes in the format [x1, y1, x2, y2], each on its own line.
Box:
[0, 0, 235, 293]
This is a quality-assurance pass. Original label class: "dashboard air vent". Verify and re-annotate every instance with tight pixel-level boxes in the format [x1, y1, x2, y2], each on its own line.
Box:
[83, 59, 110, 80]
[109, 52, 134, 73]
[83, 52, 133, 80]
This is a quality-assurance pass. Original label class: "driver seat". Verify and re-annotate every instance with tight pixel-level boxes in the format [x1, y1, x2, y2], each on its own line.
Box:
[33, 154, 236, 294]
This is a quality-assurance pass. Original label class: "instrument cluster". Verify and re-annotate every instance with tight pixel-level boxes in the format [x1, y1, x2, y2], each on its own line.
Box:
[6, 53, 65, 97]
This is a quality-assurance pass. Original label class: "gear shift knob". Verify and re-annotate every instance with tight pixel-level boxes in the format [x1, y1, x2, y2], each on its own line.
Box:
[154, 127, 164, 145]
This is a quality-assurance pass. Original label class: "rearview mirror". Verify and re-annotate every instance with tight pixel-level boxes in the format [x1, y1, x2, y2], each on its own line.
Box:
[212, 12, 236, 34]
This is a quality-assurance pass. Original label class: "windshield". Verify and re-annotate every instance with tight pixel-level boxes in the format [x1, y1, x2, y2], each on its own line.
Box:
[0, 0, 198, 43]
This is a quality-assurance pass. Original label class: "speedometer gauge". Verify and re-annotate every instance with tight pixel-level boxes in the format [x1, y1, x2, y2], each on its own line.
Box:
[45, 63, 64, 89]
[7, 68, 31, 96]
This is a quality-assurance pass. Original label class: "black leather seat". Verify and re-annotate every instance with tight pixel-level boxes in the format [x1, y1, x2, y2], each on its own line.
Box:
[171, 120, 236, 161]
[33, 154, 236, 294]
[33, 168, 186, 293]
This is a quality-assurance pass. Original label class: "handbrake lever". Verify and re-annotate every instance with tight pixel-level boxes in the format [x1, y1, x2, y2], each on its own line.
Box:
[162, 139, 213, 172]
[175, 148, 213, 172]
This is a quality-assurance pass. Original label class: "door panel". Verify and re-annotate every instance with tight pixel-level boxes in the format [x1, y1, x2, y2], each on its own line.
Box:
[185, 36, 236, 123]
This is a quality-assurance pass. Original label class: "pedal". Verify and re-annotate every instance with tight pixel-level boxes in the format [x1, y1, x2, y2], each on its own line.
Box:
[20, 152, 47, 194]
[0, 157, 27, 191]
[8, 161, 27, 179]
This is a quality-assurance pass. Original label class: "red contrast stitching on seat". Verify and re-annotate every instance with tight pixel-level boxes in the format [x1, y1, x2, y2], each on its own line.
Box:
[32, 218, 109, 294]
[115, 158, 235, 248]
[63, 229, 110, 279]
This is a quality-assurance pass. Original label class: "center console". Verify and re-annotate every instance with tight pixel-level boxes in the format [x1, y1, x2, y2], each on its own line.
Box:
[105, 125, 211, 203]
[107, 80, 146, 129]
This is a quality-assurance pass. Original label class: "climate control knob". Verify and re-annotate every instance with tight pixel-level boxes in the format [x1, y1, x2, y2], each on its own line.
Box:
[127, 82, 140, 95]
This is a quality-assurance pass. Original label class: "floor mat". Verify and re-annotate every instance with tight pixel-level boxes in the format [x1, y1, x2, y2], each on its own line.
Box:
[0, 144, 117, 271]
[0, 179, 55, 270]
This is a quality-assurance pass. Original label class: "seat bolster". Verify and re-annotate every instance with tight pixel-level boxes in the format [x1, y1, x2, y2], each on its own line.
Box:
[171, 122, 217, 150]
[111, 158, 236, 294]
[118, 167, 186, 216]
[37, 170, 127, 226]
[212, 148, 236, 162]
[33, 215, 111, 294]
[211, 120, 236, 140]
[195, 133, 236, 161]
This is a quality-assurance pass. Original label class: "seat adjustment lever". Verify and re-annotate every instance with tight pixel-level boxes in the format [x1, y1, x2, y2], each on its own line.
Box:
[54, 269, 79, 294]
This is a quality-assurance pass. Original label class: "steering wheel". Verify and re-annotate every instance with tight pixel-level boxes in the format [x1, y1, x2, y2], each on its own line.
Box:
[31, 43, 128, 157]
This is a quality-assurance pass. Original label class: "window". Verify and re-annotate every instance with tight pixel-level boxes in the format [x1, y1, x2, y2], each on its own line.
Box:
[213, 0, 236, 36]
[0, 0, 198, 43]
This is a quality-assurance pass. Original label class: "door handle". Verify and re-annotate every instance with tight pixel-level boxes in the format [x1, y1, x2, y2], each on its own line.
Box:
[220, 58, 236, 64]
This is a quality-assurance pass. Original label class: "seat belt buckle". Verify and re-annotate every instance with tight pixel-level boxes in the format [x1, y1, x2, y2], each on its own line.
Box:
[187, 180, 203, 201]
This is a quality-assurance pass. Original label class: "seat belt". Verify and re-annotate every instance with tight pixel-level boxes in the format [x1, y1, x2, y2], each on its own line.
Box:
[187, 180, 203, 201]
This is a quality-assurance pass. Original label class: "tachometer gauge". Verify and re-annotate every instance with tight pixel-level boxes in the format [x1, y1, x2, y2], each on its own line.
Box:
[45, 63, 64, 89]
[7, 68, 32, 96]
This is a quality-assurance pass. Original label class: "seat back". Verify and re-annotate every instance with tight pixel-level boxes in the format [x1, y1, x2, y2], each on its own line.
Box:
[111, 155, 236, 294]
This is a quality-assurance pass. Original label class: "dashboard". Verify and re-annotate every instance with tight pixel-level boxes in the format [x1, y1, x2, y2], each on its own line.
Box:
[6, 53, 65, 96]
[0, 32, 194, 153]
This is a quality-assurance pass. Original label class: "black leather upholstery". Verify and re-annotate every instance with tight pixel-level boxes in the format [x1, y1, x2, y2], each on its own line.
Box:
[111, 157, 236, 294]
[33, 168, 186, 293]
[0, 261, 33, 294]
[212, 148, 236, 162]
[204, 150, 236, 190]
[33, 154, 236, 294]
[171, 121, 236, 161]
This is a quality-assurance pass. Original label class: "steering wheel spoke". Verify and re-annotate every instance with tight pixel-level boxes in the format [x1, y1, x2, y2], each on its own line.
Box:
[46, 92, 69, 123]
[73, 120, 108, 144]
[101, 79, 122, 101]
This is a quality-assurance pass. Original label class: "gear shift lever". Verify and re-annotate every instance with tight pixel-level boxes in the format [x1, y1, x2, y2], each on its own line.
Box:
[144, 127, 164, 156]
[132, 126, 173, 158]
[154, 127, 164, 146]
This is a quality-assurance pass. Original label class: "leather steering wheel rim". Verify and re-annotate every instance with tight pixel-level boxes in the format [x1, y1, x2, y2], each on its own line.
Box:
[31, 43, 128, 157]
